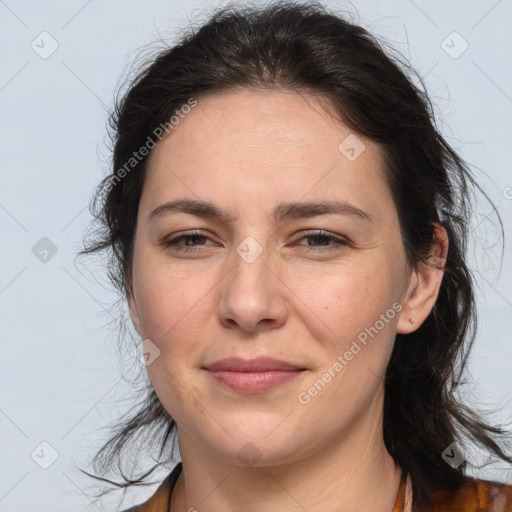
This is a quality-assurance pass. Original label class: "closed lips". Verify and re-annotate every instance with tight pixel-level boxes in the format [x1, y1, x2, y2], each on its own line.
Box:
[204, 357, 306, 372]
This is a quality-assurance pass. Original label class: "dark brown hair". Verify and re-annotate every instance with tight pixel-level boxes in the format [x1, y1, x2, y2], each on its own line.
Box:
[79, 2, 512, 508]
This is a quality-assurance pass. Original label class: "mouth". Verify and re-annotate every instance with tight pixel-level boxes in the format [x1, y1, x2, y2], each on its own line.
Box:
[203, 357, 307, 393]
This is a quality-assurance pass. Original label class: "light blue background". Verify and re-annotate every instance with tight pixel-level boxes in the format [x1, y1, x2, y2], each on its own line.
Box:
[1, 1, 511, 510]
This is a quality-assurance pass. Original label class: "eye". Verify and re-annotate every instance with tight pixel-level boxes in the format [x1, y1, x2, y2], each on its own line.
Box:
[163, 229, 350, 254]
[163, 230, 215, 253]
[294, 230, 349, 252]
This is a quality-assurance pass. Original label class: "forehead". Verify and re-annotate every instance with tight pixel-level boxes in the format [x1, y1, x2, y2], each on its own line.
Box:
[155, 88, 362, 158]
[141, 89, 394, 221]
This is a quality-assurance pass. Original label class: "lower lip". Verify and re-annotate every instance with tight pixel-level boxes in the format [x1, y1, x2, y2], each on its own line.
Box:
[207, 370, 304, 392]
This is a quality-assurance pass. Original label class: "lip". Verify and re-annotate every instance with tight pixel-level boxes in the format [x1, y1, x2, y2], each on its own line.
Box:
[204, 357, 307, 393]
[205, 356, 304, 372]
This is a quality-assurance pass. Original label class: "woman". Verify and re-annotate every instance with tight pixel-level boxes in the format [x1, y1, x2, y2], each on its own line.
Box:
[80, 2, 512, 511]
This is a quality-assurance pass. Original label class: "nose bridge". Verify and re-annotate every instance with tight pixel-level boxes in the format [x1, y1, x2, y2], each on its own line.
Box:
[217, 235, 288, 331]
[229, 234, 272, 298]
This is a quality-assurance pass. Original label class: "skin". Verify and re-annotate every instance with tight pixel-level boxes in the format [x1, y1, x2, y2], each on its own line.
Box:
[127, 89, 449, 512]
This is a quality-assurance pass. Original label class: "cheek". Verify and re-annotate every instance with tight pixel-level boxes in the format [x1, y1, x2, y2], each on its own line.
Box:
[134, 268, 212, 418]
[287, 261, 402, 391]
[296, 270, 400, 408]
[289, 259, 398, 329]
[133, 261, 206, 346]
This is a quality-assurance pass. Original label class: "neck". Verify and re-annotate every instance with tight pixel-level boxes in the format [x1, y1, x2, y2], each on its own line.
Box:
[170, 389, 402, 512]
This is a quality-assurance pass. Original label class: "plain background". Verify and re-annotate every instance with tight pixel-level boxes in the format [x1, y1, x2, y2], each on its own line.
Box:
[1, 0, 511, 510]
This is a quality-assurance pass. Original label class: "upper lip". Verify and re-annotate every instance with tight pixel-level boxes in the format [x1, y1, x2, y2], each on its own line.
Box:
[205, 357, 305, 372]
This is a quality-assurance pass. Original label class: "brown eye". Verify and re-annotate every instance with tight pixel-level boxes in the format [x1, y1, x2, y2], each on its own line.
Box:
[164, 231, 213, 252]
[296, 231, 349, 252]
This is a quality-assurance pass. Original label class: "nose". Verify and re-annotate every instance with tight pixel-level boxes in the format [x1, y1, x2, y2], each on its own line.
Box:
[216, 244, 289, 333]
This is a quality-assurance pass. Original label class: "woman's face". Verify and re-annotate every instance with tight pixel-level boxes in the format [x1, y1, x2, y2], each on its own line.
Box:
[128, 89, 421, 466]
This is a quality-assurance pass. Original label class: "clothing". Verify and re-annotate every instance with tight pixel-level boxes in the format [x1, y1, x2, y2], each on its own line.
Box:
[122, 462, 512, 511]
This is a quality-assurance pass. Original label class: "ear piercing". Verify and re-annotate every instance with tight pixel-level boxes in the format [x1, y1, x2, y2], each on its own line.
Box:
[409, 318, 414, 324]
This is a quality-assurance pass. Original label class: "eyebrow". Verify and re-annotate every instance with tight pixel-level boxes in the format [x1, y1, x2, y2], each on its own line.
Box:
[148, 198, 372, 223]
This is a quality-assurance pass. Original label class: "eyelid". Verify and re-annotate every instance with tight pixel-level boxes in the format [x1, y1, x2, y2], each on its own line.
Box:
[164, 228, 210, 239]
[163, 229, 350, 253]
[293, 230, 350, 250]
[163, 229, 214, 245]
[297, 229, 348, 241]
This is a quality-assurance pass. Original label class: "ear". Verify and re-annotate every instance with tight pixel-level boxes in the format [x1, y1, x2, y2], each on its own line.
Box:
[127, 289, 141, 336]
[396, 223, 449, 334]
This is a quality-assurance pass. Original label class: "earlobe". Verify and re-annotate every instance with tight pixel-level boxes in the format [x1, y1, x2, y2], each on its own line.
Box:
[396, 223, 449, 334]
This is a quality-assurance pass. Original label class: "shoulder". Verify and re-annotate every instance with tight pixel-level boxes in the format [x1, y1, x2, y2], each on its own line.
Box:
[427, 476, 512, 511]
[119, 463, 182, 512]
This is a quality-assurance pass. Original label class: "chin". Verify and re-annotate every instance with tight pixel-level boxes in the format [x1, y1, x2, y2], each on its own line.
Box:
[199, 418, 308, 467]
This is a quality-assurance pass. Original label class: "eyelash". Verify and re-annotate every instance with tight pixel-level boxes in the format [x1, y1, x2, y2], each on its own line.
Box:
[163, 230, 349, 253]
